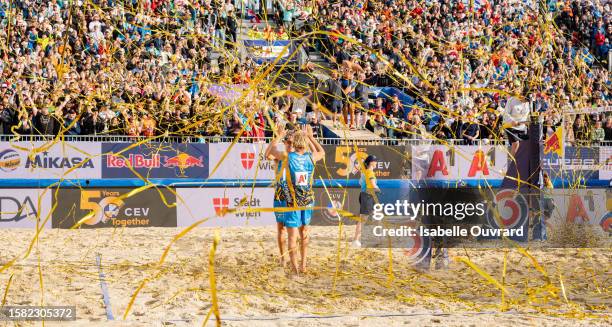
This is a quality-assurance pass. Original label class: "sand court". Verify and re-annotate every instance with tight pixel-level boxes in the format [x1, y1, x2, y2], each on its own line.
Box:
[0, 226, 609, 326]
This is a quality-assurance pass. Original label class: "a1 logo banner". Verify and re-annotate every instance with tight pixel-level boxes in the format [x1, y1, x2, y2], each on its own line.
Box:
[547, 189, 608, 231]
[412, 145, 507, 181]
[316, 144, 408, 180]
[208, 143, 277, 180]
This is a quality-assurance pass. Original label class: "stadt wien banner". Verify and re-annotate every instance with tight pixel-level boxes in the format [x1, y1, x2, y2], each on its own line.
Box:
[176, 187, 276, 227]
[208, 143, 277, 180]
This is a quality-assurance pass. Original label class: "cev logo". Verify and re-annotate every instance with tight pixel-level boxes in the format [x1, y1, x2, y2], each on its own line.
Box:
[80, 191, 125, 225]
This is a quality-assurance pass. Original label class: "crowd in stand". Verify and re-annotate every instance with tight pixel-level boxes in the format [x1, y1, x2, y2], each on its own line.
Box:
[302, 0, 610, 142]
[0, 0, 609, 144]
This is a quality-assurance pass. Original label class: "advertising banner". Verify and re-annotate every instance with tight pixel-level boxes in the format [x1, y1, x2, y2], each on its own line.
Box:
[242, 39, 295, 64]
[478, 188, 531, 242]
[411, 145, 508, 181]
[316, 144, 408, 180]
[102, 143, 208, 179]
[51, 188, 177, 228]
[176, 187, 275, 227]
[0, 189, 52, 228]
[599, 146, 611, 181]
[0, 142, 101, 179]
[311, 187, 360, 226]
[546, 189, 609, 230]
[208, 143, 277, 180]
[542, 146, 600, 180]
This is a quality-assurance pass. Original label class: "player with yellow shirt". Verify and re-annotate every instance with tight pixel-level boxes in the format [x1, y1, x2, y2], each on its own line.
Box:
[352, 155, 380, 248]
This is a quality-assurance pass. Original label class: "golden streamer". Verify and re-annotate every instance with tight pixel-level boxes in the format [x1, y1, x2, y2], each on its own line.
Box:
[202, 230, 221, 327]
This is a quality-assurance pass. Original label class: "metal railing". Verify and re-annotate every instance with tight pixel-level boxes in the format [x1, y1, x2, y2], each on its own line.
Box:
[0, 134, 609, 147]
[0, 134, 504, 146]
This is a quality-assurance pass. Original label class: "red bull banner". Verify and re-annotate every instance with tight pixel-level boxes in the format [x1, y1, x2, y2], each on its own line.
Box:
[101, 143, 208, 179]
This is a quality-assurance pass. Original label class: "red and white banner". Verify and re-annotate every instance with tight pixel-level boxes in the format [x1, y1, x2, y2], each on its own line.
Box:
[411, 145, 508, 181]
[208, 143, 278, 180]
[0, 189, 52, 228]
[176, 187, 276, 227]
[0, 142, 101, 179]
[547, 189, 608, 231]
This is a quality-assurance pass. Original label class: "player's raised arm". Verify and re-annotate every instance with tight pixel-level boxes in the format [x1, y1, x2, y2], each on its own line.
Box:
[303, 124, 324, 162]
[266, 124, 288, 161]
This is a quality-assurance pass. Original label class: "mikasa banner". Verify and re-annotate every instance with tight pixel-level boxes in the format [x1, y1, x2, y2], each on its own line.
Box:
[0, 141, 101, 179]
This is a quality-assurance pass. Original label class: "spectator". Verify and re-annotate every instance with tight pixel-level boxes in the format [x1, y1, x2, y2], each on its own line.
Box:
[0, 98, 17, 135]
[461, 111, 480, 145]
[141, 113, 157, 138]
[354, 72, 370, 130]
[573, 115, 590, 143]
[81, 108, 106, 136]
[15, 112, 33, 136]
[431, 118, 452, 140]
[341, 69, 357, 129]
[591, 120, 605, 143]
[323, 71, 343, 127]
[604, 116, 612, 141]
[64, 110, 81, 136]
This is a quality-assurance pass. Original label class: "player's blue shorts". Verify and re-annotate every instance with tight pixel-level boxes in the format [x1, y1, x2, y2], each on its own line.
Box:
[273, 200, 286, 223]
[283, 206, 313, 228]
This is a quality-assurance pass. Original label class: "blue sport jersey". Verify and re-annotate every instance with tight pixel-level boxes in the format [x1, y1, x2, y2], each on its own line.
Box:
[286, 152, 315, 207]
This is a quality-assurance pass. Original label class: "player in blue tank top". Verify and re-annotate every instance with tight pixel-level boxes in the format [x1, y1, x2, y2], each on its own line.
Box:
[284, 125, 325, 275]
[265, 125, 294, 267]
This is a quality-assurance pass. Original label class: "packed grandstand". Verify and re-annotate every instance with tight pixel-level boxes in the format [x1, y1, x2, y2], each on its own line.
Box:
[0, 0, 609, 143]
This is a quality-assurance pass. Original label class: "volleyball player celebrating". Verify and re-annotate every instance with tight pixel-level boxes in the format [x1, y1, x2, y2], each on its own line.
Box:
[265, 125, 294, 267]
[285, 125, 325, 275]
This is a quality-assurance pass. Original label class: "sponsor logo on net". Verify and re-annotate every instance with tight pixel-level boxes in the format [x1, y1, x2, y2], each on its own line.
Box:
[240, 152, 274, 171]
[369, 199, 522, 238]
[0, 150, 94, 171]
[0, 196, 39, 222]
[81, 190, 151, 227]
[106, 153, 204, 169]
[213, 197, 262, 217]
